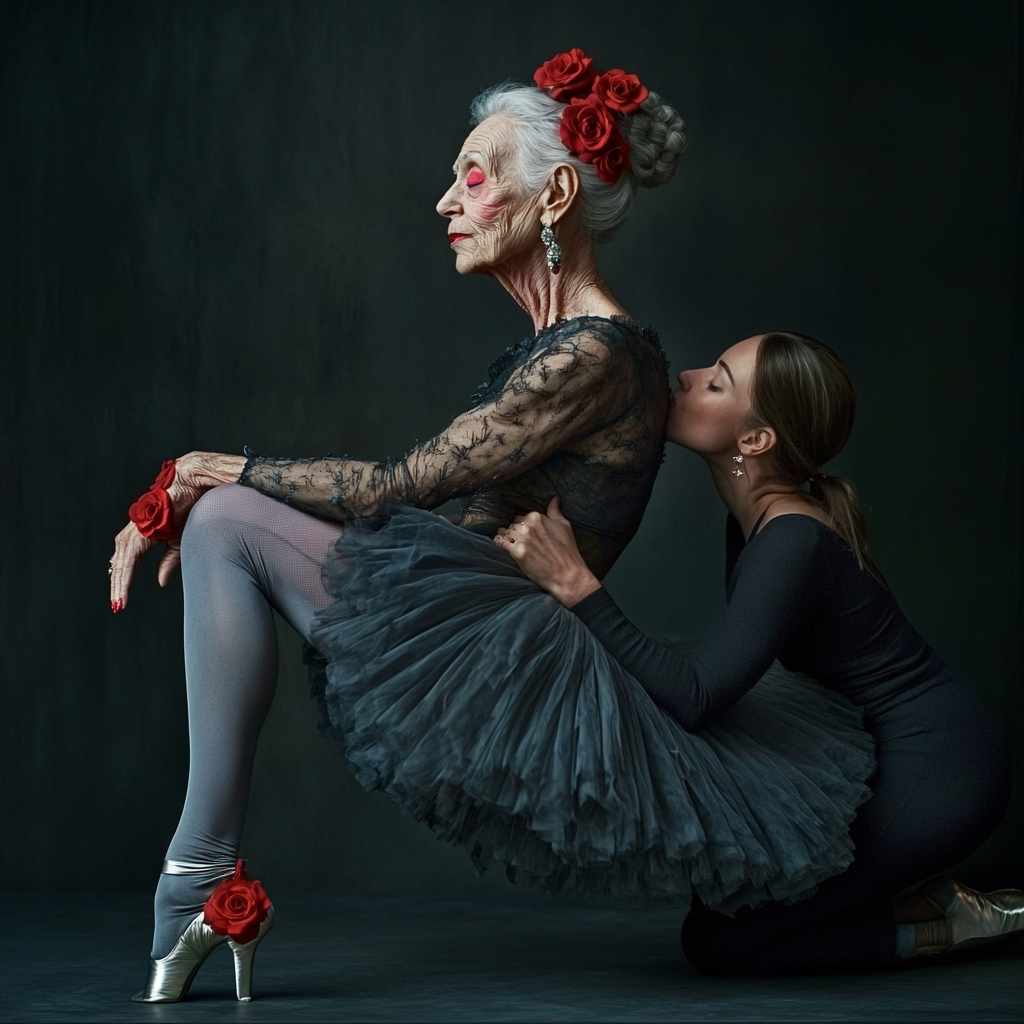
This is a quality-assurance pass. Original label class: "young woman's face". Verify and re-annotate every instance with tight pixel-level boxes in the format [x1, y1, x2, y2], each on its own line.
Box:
[666, 336, 762, 454]
[436, 115, 539, 275]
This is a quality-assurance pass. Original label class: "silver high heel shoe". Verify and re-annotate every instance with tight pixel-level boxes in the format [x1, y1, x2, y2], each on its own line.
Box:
[920, 876, 1024, 953]
[133, 859, 274, 1003]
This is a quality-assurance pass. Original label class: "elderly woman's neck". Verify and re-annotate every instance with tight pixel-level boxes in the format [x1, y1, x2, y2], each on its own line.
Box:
[494, 243, 627, 332]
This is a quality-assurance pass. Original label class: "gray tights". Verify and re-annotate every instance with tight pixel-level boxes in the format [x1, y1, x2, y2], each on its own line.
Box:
[151, 484, 343, 958]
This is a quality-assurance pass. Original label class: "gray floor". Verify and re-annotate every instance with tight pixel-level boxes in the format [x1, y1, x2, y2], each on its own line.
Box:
[2, 894, 1022, 1022]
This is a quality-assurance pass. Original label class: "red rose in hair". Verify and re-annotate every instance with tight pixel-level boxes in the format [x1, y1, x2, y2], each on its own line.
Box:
[203, 860, 272, 945]
[559, 97, 616, 160]
[593, 138, 632, 183]
[128, 488, 174, 541]
[533, 48, 598, 100]
[593, 69, 649, 114]
[149, 459, 177, 492]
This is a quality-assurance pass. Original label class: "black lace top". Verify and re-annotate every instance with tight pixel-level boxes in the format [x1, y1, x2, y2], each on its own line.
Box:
[239, 315, 669, 577]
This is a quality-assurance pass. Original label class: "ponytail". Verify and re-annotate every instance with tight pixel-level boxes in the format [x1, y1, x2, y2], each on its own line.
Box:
[807, 473, 885, 586]
[751, 333, 886, 587]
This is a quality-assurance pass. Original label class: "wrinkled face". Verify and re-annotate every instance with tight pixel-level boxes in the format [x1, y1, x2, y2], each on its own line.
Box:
[666, 336, 762, 454]
[436, 115, 541, 275]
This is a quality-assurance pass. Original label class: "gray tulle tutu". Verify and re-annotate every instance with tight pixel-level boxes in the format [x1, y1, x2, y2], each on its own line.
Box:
[306, 506, 875, 913]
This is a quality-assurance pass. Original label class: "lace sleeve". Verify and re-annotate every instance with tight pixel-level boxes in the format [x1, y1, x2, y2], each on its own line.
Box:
[239, 329, 623, 522]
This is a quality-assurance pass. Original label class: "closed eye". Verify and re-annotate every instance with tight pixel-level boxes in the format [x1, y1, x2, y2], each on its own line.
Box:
[706, 382, 721, 392]
[466, 169, 485, 188]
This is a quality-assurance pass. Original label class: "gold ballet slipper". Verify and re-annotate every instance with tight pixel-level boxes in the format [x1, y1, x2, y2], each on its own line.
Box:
[920, 876, 1024, 953]
[133, 906, 275, 1003]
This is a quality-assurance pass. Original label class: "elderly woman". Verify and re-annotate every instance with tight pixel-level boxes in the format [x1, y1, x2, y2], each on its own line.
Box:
[112, 53, 874, 1003]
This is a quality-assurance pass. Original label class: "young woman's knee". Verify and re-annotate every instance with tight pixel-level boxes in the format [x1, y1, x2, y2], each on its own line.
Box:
[680, 906, 753, 975]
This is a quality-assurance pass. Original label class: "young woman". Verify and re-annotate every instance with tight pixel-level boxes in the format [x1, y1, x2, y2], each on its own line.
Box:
[496, 330, 1020, 973]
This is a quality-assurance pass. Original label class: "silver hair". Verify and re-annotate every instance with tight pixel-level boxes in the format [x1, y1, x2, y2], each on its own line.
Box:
[470, 82, 686, 244]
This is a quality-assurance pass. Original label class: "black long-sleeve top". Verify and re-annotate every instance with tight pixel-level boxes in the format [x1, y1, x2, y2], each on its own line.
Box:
[572, 513, 952, 732]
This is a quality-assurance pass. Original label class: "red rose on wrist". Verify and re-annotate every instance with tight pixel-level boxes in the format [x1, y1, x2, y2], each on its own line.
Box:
[533, 48, 598, 100]
[203, 860, 272, 945]
[149, 459, 177, 492]
[559, 97, 616, 160]
[128, 488, 174, 541]
[592, 139, 632, 183]
[593, 69, 649, 114]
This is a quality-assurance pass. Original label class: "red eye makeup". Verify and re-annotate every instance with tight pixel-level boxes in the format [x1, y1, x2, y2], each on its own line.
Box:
[466, 169, 485, 188]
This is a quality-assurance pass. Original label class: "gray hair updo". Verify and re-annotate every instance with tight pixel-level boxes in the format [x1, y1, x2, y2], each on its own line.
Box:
[469, 82, 686, 244]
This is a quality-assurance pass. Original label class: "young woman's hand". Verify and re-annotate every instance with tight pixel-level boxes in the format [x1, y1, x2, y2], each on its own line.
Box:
[108, 452, 230, 612]
[494, 497, 602, 607]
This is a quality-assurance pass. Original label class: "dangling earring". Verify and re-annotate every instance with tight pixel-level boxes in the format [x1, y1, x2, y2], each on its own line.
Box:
[731, 454, 744, 477]
[541, 224, 562, 274]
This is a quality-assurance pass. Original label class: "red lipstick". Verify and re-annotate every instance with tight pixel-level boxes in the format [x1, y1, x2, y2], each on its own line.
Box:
[448, 232, 471, 246]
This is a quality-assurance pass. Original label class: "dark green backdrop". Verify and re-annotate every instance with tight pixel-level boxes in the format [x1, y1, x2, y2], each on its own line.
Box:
[1, 1, 1020, 896]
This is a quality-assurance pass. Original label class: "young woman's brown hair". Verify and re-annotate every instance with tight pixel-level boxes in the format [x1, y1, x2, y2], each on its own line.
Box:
[749, 331, 885, 585]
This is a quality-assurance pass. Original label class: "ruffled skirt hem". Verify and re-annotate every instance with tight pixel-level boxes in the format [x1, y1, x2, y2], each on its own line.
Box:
[306, 506, 875, 913]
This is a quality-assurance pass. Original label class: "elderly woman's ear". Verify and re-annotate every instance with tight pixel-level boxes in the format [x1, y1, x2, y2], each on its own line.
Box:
[540, 164, 582, 227]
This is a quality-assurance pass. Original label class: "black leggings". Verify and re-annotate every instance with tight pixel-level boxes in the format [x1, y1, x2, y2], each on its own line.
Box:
[681, 679, 1012, 974]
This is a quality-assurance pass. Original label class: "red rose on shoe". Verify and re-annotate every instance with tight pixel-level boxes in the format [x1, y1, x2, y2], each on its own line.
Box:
[203, 860, 272, 945]
[533, 48, 598, 100]
[593, 138, 632, 183]
[128, 488, 174, 541]
[593, 69, 649, 114]
[149, 459, 177, 492]
[559, 97, 616, 160]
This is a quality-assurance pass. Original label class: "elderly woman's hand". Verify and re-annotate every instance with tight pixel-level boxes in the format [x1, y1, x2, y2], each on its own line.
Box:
[494, 497, 602, 608]
[108, 452, 221, 612]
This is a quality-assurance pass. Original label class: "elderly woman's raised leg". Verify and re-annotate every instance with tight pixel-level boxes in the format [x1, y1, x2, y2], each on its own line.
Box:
[150, 484, 343, 959]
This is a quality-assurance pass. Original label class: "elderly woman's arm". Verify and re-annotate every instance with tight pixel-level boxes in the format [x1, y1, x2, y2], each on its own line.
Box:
[109, 329, 619, 608]
[238, 330, 618, 520]
[108, 451, 250, 609]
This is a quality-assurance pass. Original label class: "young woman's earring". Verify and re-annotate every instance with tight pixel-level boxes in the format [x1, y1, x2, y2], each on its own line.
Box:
[731, 454, 744, 477]
[541, 224, 562, 274]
